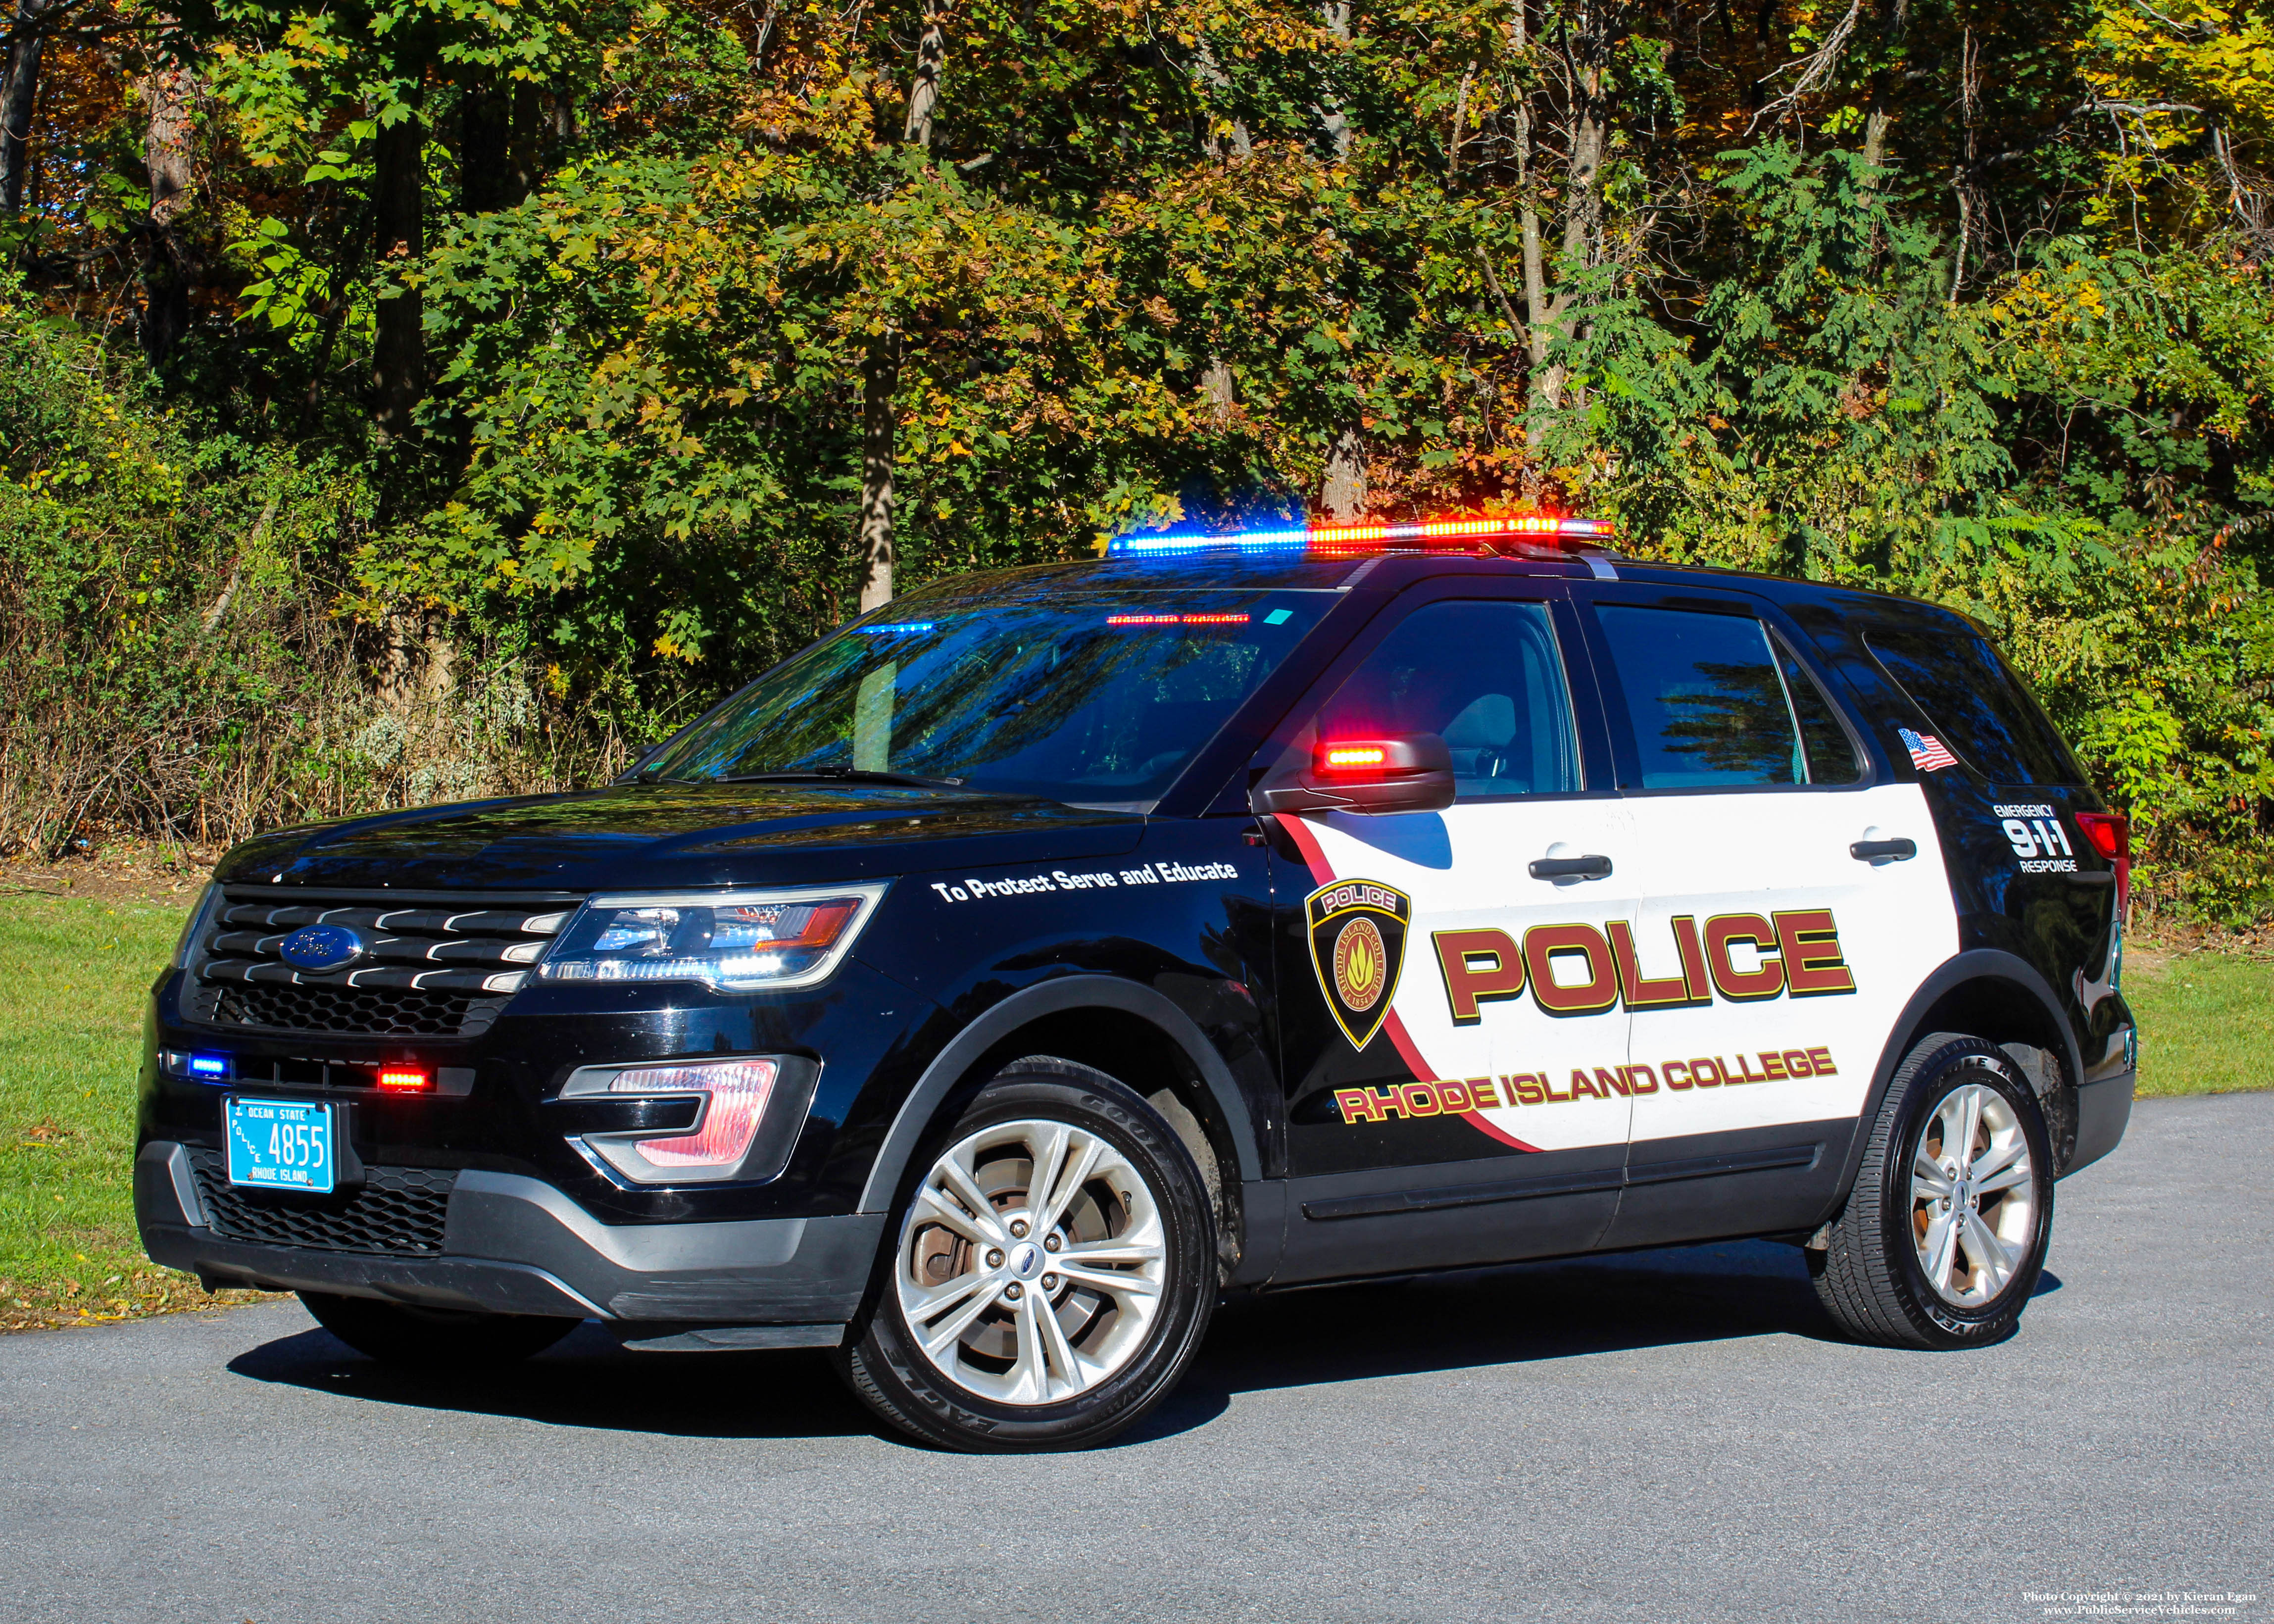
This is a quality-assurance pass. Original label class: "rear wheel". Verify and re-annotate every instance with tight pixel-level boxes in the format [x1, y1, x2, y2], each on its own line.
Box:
[1811, 1032, 2054, 1349]
[298, 1291, 581, 1368]
[838, 1059, 1216, 1452]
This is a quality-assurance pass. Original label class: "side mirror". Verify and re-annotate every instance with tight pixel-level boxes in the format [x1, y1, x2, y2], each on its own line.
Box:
[1250, 733, 1457, 817]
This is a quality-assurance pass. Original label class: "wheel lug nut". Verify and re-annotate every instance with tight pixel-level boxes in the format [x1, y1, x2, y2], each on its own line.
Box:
[986, 1249, 1004, 1269]
[1041, 1273, 1058, 1291]
[1043, 1234, 1061, 1253]
[1004, 1282, 1024, 1300]
[1009, 1218, 1029, 1239]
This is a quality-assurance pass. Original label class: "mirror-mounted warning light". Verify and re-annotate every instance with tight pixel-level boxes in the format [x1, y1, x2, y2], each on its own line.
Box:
[1255, 733, 1457, 817]
[1317, 742, 1393, 774]
[1106, 514, 1616, 557]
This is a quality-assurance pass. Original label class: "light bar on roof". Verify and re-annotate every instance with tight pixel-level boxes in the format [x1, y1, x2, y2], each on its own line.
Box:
[1107, 514, 1614, 557]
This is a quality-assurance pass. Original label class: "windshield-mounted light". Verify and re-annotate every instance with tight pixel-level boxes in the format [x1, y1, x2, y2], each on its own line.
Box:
[539, 883, 888, 993]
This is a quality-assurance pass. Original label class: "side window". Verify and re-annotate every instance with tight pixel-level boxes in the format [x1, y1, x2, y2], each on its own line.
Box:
[1864, 623, 2083, 785]
[1597, 605, 1809, 789]
[1775, 635, 1865, 784]
[1315, 600, 1582, 797]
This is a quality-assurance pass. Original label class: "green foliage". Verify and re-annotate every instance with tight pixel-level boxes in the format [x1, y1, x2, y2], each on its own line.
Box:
[3, 0, 2270, 923]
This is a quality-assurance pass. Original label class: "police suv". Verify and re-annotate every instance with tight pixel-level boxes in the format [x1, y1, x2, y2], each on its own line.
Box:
[136, 515, 2136, 1451]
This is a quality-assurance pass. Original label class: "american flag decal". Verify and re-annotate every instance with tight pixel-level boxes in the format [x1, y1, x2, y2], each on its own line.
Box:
[1900, 727, 1958, 772]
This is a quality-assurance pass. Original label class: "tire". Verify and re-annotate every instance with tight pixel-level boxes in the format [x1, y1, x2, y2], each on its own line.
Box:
[298, 1291, 581, 1368]
[1810, 1032, 2055, 1350]
[837, 1058, 1218, 1452]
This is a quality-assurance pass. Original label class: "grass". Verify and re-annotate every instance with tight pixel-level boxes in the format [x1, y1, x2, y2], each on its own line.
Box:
[2124, 944, 2274, 1099]
[0, 890, 2263, 1331]
[0, 889, 267, 1329]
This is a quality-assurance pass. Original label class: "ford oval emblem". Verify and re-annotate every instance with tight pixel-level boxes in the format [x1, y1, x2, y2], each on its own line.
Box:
[279, 924, 365, 973]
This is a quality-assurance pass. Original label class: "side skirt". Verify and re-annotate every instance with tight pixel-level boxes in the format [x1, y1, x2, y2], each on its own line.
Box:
[1270, 1120, 1857, 1287]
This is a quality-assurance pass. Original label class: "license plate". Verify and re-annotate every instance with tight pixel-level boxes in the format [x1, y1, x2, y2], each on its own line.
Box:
[224, 1097, 336, 1193]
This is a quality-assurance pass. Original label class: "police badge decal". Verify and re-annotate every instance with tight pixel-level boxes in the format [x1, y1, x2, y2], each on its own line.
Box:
[1305, 879, 1412, 1050]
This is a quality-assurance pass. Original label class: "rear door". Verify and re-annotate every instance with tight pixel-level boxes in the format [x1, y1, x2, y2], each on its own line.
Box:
[1574, 585, 1958, 1248]
[1265, 578, 1640, 1280]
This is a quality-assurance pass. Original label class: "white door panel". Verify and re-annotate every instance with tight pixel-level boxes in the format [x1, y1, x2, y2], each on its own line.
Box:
[1619, 783, 1955, 1144]
[1294, 802, 1637, 1154]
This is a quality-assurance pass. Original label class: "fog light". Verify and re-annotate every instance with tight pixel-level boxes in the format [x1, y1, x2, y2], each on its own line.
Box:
[593, 1059, 781, 1179]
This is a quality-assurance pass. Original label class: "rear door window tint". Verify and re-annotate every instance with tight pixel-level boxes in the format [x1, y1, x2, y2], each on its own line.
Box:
[1863, 624, 2082, 785]
[1776, 636, 1865, 784]
[1597, 606, 1804, 789]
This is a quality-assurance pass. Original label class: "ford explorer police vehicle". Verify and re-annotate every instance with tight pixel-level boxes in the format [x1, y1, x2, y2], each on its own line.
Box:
[136, 514, 2136, 1452]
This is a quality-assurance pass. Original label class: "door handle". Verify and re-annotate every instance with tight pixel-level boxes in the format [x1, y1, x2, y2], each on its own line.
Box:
[1529, 854, 1613, 881]
[1849, 838, 1918, 862]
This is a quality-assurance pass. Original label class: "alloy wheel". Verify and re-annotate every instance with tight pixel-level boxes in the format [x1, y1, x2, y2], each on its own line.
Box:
[894, 1118, 1168, 1405]
[1908, 1080, 2038, 1306]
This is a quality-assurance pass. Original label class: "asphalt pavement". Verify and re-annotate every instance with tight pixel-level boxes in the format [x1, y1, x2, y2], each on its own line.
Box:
[2, 1092, 2268, 1624]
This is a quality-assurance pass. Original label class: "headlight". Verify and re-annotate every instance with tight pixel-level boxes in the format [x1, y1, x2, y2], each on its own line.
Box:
[539, 883, 887, 992]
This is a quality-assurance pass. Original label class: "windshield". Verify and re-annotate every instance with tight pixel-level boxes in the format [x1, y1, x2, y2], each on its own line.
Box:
[649, 585, 1335, 806]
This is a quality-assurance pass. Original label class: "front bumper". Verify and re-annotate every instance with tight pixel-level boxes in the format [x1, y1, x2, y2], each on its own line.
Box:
[135, 1141, 886, 1335]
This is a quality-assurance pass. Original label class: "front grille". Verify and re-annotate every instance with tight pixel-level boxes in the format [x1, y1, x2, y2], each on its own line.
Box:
[214, 983, 476, 1039]
[185, 888, 581, 1039]
[188, 1146, 455, 1255]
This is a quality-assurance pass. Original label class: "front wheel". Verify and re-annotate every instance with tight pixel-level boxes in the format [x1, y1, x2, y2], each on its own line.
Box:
[1811, 1032, 2054, 1349]
[299, 1291, 581, 1368]
[838, 1059, 1217, 1452]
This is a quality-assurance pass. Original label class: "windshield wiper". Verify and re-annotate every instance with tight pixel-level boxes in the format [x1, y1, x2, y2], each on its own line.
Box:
[704, 768, 976, 791]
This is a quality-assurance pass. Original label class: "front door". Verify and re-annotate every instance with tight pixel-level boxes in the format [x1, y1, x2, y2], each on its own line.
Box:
[1265, 587, 1638, 1281]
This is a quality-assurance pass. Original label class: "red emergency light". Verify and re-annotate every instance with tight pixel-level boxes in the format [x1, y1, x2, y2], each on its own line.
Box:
[2075, 811, 2131, 913]
[1106, 513, 1615, 558]
[376, 1067, 432, 1092]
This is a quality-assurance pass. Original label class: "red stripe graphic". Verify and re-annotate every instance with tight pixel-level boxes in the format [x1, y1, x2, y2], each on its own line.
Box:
[1272, 815, 1539, 1153]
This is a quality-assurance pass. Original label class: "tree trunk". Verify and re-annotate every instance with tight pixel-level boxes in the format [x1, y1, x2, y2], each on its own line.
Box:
[1318, 0, 1352, 158]
[1193, 38, 1248, 421]
[1317, 0, 1364, 513]
[1515, 0, 1609, 418]
[506, 82, 551, 199]
[1859, 0, 1912, 178]
[374, 606, 458, 711]
[0, 0, 59, 215]
[856, 334, 900, 611]
[1193, 37, 1251, 160]
[854, 14, 946, 609]
[459, 70, 513, 213]
[136, 36, 196, 362]
[1510, 0, 1548, 370]
[903, 5, 944, 146]
[1321, 426, 1367, 520]
[371, 106, 426, 444]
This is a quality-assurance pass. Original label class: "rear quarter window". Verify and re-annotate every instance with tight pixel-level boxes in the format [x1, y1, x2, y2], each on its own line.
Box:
[1863, 622, 2084, 786]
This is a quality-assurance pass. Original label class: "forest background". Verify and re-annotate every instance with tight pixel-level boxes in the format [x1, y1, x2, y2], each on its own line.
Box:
[1, 0, 2271, 926]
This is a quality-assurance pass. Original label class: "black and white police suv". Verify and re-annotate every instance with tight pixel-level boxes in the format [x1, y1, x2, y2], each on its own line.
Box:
[136, 513, 2136, 1451]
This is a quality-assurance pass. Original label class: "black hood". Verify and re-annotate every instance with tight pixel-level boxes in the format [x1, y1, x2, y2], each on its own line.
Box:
[212, 783, 1147, 893]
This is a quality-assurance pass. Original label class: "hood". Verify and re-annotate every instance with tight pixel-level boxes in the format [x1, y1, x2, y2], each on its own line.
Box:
[212, 783, 1148, 893]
